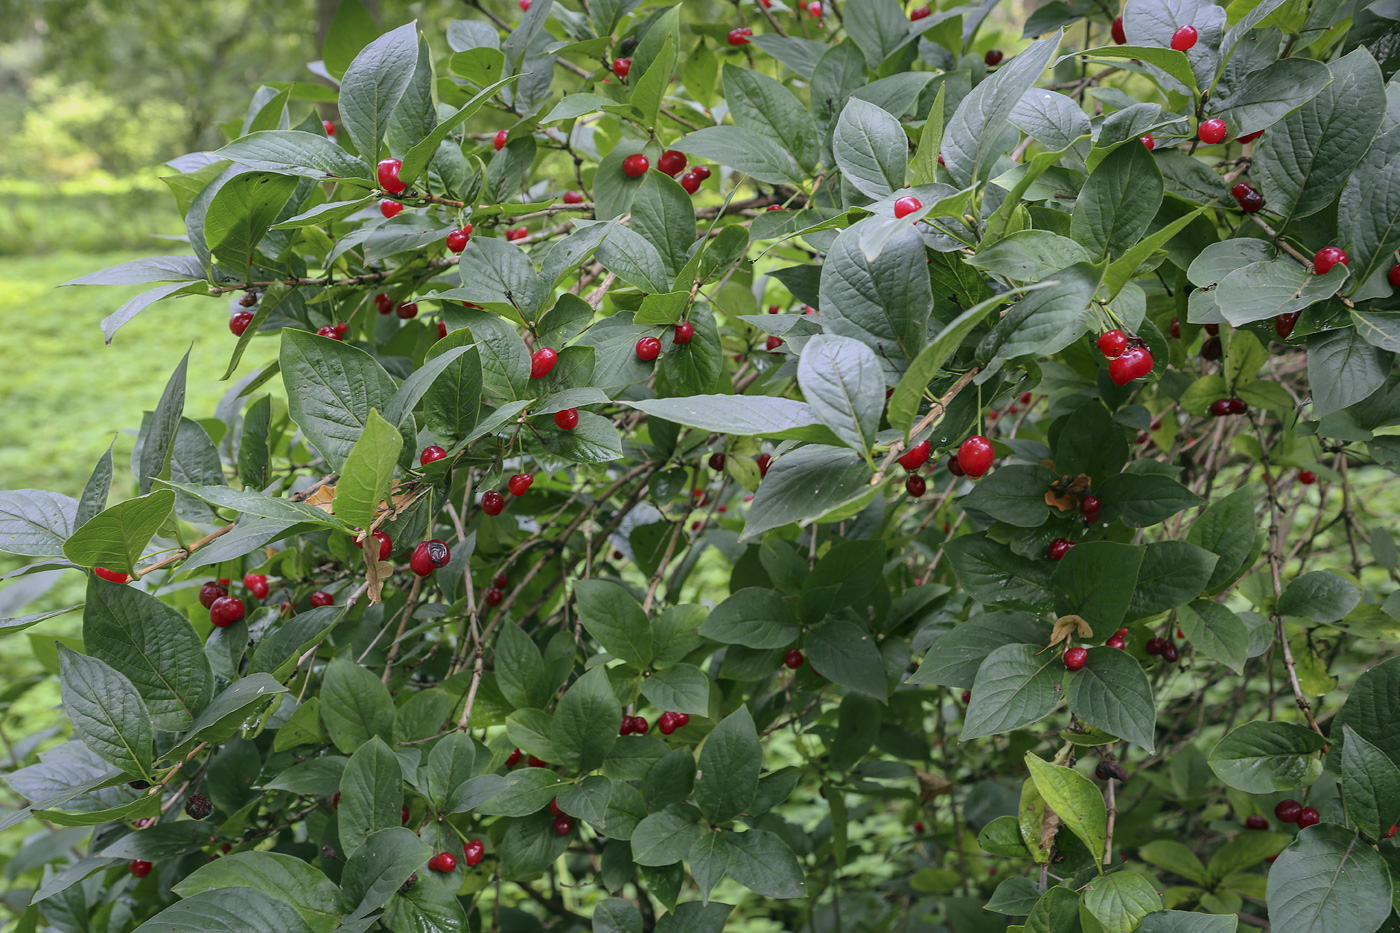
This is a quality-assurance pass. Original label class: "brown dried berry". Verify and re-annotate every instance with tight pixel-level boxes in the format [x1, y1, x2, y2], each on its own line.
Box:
[184, 794, 213, 820]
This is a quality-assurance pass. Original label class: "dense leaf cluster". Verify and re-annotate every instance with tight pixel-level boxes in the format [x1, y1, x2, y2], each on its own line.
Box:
[3, 0, 1400, 930]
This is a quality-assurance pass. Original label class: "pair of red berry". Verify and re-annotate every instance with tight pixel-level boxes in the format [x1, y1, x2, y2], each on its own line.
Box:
[1274, 798, 1320, 827]
[481, 474, 534, 516]
[1107, 627, 1128, 650]
[1048, 538, 1076, 561]
[1146, 637, 1180, 663]
[619, 715, 650, 735]
[1209, 397, 1248, 417]
[727, 27, 753, 45]
[658, 711, 690, 734]
[317, 322, 349, 340]
[1230, 181, 1264, 213]
[1098, 330, 1155, 385]
[409, 540, 451, 577]
[504, 748, 547, 768]
[1081, 495, 1101, 524]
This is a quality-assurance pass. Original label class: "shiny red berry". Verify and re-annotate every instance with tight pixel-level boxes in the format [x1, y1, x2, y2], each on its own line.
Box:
[429, 852, 457, 872]
[691, 166, 711, 181]
[464, 840, 485, 866]
[356, 529, 392, 560]
[636, 336, 662, 360]
[446, 227, 471, 252]
[379, 200, 403, 220]
[622, 153, 650, 177]
[613, 57, 631, 78]
[673, 321, 695, 344]
[679, 171, 702, 194]
[1161, 642, 1180, 663]
[1390, 263, 1400, 288]
[1210, 398, 1233, 417]
[1107, 634, 1126, 649]
[409, 539, 451, 576]
[562, 190, 584, 204]
[310, 591, 334, 607]
[244, 573, 269, 599]
[1297, 806, 1321, 827]
[323, 120, 336, 135]
[756, 453, 773, 477]
[482, 491, 505, 516]
[657, 149, 687, 176]
[1141, 134, 1155, 150]
[377, 158, 406, 194]
[420, 445, 447, 466]
[766, 335, 783, 353]
[1080, 495, 1101, 521]
[1245, 815, 1269, 830]
[95, 567, 130, 584]
[485, 587, 504, 606]
[1299, 470, 1316, 485]
[1313, 246, 1348, 274]
[632, 716, 650, 734]
[508, 473, 534, 497]
[1198, 119, 1227, 144]
[784, 648, 804, 669]
[396, 301, 418, 319]
[199, 581, 228, 608]
[727, 27, 753, 45]
[1170, 317, 1180, 339]
[1238, 188, 1264, 212]
[494, 129, 508, 151]
[898, 440, 931, 472]
[1048, 538, 1076, 561]
[1170, 25, 1197, 50]
[554, 408, 579, 430]
[230, 311, 255, 336]
[957, 436, 995, 477]
[129, 859, 152, 878]
[905, 475, 927, 498]
[1111, 16, 1126, 43]
[530, 347, 558, 379]
[1098, 330, 1128, 359]
[552, 815, 573, 836]
[911, 6, 931, 19]
[1109, 346, 1154, 385]
[506, 748, 523, 767]
[1275, 799, 1303, 822]
[209, 596, 245, 627]
[894, 196, 922, 219]
[984, 49, 1003, 65]
[1064, 646, 1088, 670]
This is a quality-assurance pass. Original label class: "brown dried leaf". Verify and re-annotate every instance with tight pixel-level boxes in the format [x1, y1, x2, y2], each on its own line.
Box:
[1049, 615, 1092, 647]
[1045, 472, 1093, 511]
[364, 551, 393, 605]
[303, 484, 337, 513]
[916, 770, 955, 802]
[1039, 806, 1061, 856]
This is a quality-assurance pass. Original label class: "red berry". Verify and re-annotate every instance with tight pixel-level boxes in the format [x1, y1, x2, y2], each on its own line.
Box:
[1269, 311, 1300, 340]
[1140, 134, 1155, 150]
[613, 57, 632, 78]
[230, 311, 255, 336]
[530, 347, 558, 379]
[1275, 799, 1303, 822]
[622, 153, 650, 177]
[485, 587, 504, 606]
[377, 158, 406, 194]
[1048, 538, 1076, 561]
[446, 227, 471, 252]
[1020, 392, 1033, 404]
[785, 648, 805, 669]
[984, 49, 1003, 66]
[506, 748, 522, 767]
[199, 581, 229, 608]
[520, 0, 530, 9]
[658, 712, 677, 735]
[1297, 806, 1321, 828]
[1080, 495, 1101, 521]
[1210, 398, 1232, 417]
[632, 716, 650, 734]
[552, 815, 573, 836]
[528, 755, 546, 768]
[636, 336, 662, 360]
[957, 435, 995, 477]
[464, 840, 485, 866]
[323, 121, 336, 135]
[508, 473, 534, 497]
[1390, 263, 1400, 288]
[562, 190, 584, 204]
[1198, 119, 1228, 144]
[947, 456, 966, 477]
[674, 712, 689, 727]
[1098, 330, 1128, 359]
[911, 6, 931, 19]
[658, 149, 687, 176]
[244, 573, 269, 599]
[420, 445, 447, 466]
[673, 321, 695, 344]
[554, 408, 579, 430]
[756, 453, 773, 477]
[961, 690, 972, 703]
[356, 529, 392, 560]
[1387, 824, 1397, 839]
[679, 171, 702, 194]
[1246, 815, 1270, 830]
[505, 227, 529, 242]
[906, 474, 927, 498]
[409, 539, 451, 577]
[1299, 469, 1316, 485]
[1227, 397, 1248, 415]
[396, 301, 418, 319]
[1230, 181, 1253, 200]
[129, 859, 152, 878]
[1146, 637, 1167, 656]
[727, 27, 753, 45]
[1111, 16, 1126, 43]
[1313, 246, 1348, 274]
[316, 324, 343, 340]
[1170, 317, 1180, 339]
[1107, 635, 1126, 649]
[1162, 642, 1180, 663]
[95, 567, 130, 584]
[708, 452, 726, 471]
[549, 797, 564, 817]
[494, 129, 509, 151]
[894, 196, 922, 219]
[898, 440, 932, 472]
[482, 491, 505, 516]
[1064, 646, 1088, 670]
[1109, 346, 1154, 385]
[209, 596, 245, 627]
[429, 852, 457, 872]
[1238, 188, 1264, 212]
[1201, 335, 1223, 360]
[691, 166, 711, 181]
[1170, 25, 1197, 50]
[808, 1, 821, 16]
[766, 335, 784, 353]
[309, 591, 334, 608]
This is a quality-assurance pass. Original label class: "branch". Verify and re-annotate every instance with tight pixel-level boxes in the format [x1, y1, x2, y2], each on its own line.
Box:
[870, 368, 981, 487]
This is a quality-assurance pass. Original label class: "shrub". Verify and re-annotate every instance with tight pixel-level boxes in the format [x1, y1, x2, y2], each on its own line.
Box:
[3, 0, 1400, 931]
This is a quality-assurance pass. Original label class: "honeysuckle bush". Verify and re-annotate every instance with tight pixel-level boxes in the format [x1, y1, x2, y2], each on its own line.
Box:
[3, 0, 1400, 929]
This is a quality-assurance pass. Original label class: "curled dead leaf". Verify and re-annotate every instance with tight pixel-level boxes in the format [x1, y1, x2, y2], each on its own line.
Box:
[303, 484, 337, 513]
[1045, 472, 1093, 511]
[916, 770, 955, 803]
[1050, 615, 1092, 647]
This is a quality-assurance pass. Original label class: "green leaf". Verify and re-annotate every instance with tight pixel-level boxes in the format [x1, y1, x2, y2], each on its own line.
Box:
[338, 737, 404, 857]
[173, 852, 341, 933]
[909, 612, 1049, 687]
[1083, 872, 1163, 933]
[1339, 127, 1400, 297]
[400, 75, 518, 186]
[332, 409, 402, 531]
[1066, 45, 1198, 97]
[170, 674, 286, 760]
[159, 481, 345, 529]
[1054, 541, 1143, 637]
[495, 623, 549, 710]
[639, 664, 711, 716]
[420, 732, 477, 814]
[82, 576, 213, 731]
[1266, 823, 1393, 933]
[700, 588, 799, 649]
[135, 351, 189, 495]
[1071, 141, 1164, 261]
[1025, 886, 1081, 933]
[946, 532, 1054, 611]
[943, 33, 1063, 186]
[132, 888, 315, 933]
[574, 580, 653, 669]
[1188, 485, 1258, 592]
[321, 658, 396, 754]
[1178, 600, 1249, 673]
[1137, 912, 1243, 933]
[1025, 751, 1107, 862]
[341, 827, 433, 920]
[384, 344, 477, 428]
[632, 804, 704, 866]
[339, 22, 420, 162]
[204, 172, 298, 272]
[422, 336, 484, 446]
[473, 767, 569, 817]
[694, 707, 761, 824]
[797, 335, 885, 456]
[1065, 647, 1156, 752]
[742, 445, 871, 542]
[216, 131, 373, 182]
[623, 396, 833, 442]
[833, 99, 908, 199]
[237, 395, 271, 490]
[723, 829, 808, 899]
[805, 618, 888, 700]
[1279, 571, 1363, 623]
[1341, 723, 1400, 844]
[280, 329, 396, 472]
[960, 464, 1052, 528]
[1206, 831, 1290, 883]
[1335, 656, 1400, 770]
[1140, 840, 1209, 885]
[0, 490, 78, 557]
[1208, 720, 1326, 793]
[976, 262, 1101, 380]
[552, 667, 621, 773]
[1124, 541, 1218, 622]
[1308, 327, 1392, 418]
[1215, 260, 1348, 326]
[62, 490, 174, 575]
[1097, 472, 1204, 527]
[58, 646, 153, 780]
[1103, 208, 1204, 298]
[964, 644, 1063, 739]
[819, 221, 932, 375]
[594, 898, 644, 933]
[721, 64, 820, 173]
[630, 171, 697, 281]
[672, 125, 807, 186]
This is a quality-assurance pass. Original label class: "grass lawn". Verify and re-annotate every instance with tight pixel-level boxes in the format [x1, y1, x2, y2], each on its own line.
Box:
[0, 250, 278, 498]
